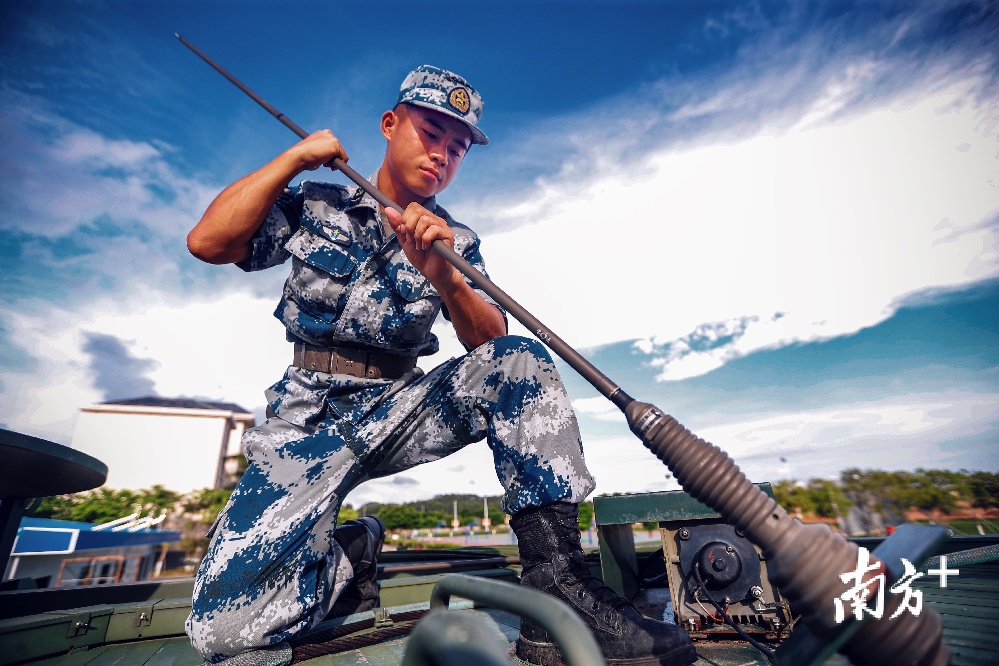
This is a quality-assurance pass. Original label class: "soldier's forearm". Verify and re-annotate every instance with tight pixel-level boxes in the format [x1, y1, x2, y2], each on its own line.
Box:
[439, 278, 507, 349]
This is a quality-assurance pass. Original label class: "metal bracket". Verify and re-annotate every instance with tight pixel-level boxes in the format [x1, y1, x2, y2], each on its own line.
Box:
[67, 611, 93, 637]
[133, 604, 154, 628]
[374, 608, 393, 628]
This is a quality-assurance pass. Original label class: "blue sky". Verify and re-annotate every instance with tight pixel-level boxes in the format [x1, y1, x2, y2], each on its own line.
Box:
[1, 0, 996, 506]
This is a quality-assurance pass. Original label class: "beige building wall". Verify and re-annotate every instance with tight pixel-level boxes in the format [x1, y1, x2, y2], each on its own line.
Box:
[71, 404, 253, 493]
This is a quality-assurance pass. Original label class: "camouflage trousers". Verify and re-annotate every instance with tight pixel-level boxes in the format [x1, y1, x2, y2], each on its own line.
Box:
[186, 335, 595, 664]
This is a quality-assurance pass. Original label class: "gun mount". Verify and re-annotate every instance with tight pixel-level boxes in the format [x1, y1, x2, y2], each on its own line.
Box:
[626, 401, 949, 665]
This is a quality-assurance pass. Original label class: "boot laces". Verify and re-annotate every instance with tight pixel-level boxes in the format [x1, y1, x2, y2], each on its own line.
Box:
[562, 553, 632, 612]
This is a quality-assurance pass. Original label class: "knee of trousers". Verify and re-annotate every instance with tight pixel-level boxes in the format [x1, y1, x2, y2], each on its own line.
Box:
[186, 592, 299, 661]
[481, 334, 554, 366]
[186, 609, 242, 662]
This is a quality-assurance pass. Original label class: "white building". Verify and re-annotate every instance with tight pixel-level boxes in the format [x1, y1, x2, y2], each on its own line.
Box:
[71, 397, 254, 493]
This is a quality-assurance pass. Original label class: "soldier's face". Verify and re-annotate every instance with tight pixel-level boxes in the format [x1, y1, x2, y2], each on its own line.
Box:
[382, 104, 472, 201]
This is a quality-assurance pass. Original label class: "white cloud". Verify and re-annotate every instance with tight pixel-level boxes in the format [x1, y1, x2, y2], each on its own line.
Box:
[0, 89, 218, 241]
[54, 128, 161, 166]
[0, 290, 288, 443]
[570, 397, 626, 423]
[582, 391, 999, 497]
[478, 66, 998, 381]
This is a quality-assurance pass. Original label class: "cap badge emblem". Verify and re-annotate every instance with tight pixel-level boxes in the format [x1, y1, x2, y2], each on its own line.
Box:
[448, 87, 470, 114]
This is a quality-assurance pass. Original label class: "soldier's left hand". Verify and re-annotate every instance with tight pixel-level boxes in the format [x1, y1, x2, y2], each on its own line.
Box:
[385, 204, 460, 290]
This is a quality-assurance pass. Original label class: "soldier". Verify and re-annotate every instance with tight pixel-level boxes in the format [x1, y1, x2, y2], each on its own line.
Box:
[184, 65, 696, 666]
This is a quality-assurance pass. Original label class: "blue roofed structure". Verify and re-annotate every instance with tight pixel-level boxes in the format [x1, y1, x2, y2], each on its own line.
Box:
[6, 516, 181, 588]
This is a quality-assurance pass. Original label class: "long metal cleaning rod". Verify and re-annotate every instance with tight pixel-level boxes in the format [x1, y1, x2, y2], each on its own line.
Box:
[177, 34, 629, 407]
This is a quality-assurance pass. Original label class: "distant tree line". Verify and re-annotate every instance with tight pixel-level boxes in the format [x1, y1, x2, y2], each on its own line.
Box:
[772, 479, 852, 519]
[28, 485, 183, 524]
[27, 489, 595, 550]
[26, 468, 995, 559]
[26, 486, 364, 562]
[773, 468, 999, 519]
[354, 494, 506, 531]
[350, 494, 594, 531]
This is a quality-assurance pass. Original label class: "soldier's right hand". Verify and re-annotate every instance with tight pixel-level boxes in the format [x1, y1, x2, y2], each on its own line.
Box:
[290, 130, 349, 172]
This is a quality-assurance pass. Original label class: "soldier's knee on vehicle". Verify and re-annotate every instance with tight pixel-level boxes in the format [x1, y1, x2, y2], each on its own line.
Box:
[187, 607, 291, 663]
[487, 334, 553, 363]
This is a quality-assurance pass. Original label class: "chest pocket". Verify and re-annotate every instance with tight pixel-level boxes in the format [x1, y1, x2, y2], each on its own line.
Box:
[285, 228, 357, 278]
[283, 229, 360, 330]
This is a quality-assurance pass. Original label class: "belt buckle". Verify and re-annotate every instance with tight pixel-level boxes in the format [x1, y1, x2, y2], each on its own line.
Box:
[334, 347, 368, 378]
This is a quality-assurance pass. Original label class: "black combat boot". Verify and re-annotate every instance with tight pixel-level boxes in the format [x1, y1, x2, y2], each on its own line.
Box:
[326, 516, 386, 618]
[512, 503, 697, 666]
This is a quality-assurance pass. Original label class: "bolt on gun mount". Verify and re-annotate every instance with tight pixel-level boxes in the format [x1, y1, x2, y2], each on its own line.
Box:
[178, 34, 948, 665]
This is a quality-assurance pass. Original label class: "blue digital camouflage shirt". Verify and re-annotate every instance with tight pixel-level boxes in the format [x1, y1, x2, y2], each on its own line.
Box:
[237, 175, 506, 357]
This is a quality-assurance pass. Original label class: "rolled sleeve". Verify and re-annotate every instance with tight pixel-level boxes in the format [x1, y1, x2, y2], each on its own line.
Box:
[441, 235, 509, 334]
[235, 185, 304, 272]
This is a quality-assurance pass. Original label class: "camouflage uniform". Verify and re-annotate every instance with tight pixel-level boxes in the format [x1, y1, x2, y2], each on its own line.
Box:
[185, 176, 595, 664]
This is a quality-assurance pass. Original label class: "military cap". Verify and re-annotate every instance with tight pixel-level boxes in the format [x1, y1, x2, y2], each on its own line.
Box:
[397, 65, 488, 145]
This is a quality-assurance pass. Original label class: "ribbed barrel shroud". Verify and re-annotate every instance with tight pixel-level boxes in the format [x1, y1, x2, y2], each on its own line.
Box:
[626, 400, 949, 666]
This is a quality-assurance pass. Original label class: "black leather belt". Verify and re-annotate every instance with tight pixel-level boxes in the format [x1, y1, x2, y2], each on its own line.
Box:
[293, 343, 417, 380]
